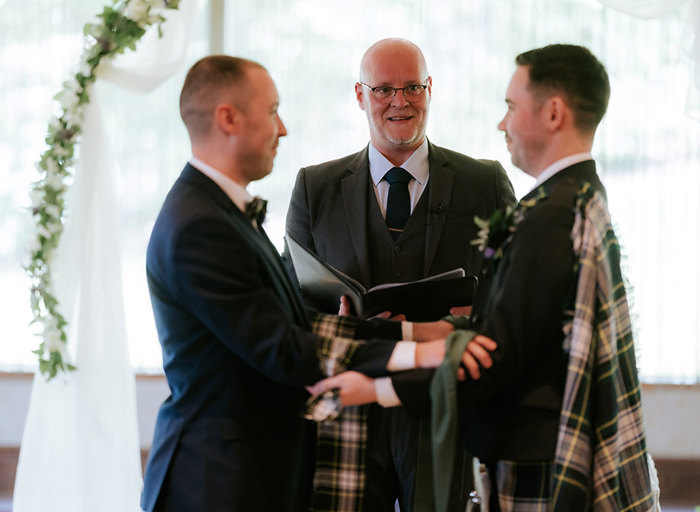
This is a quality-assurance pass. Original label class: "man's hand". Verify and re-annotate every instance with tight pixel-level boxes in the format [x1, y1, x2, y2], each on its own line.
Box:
[414, 339, 447, 368]
[307, 371, 377, 406]
[338, 296, 406, 321]
[412, 320, 455, 341]
[415, 335, 497, 378]
[338, 295, 353, 316]
[458, 335, 497, 380]
[449, 305, 472, 316]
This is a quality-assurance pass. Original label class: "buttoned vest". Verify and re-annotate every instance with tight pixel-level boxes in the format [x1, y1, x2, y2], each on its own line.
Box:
[366, 177, 430, 287]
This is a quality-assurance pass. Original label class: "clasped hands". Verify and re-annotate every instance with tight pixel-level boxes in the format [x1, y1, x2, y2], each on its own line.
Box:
[308, 307, 497, 406]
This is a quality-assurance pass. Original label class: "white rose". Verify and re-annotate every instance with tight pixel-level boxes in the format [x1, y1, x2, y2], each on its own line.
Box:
[78, 60, 92, 78]
[45, 221, 63, 236]
[45, 158, 60, 174]
[58, 89, 79, 112]
[51, 145, 70, 159]
[123, 0, 150, 23]
[45, 172, 64, 190]
[44, 327, 65, 354]
[63, 106, 84, 127]
[67, 79, 82, 95]
[37, 224, 53, 240]
[45, 204, 61, 220]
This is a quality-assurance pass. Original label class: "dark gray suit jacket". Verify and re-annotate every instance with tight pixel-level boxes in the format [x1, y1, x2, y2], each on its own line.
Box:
[285, 141, 516, 290]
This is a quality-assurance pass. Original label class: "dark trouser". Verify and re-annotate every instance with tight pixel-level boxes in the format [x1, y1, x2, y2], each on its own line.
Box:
[363, 405, 472, 512]
[363, 405, 419, 512]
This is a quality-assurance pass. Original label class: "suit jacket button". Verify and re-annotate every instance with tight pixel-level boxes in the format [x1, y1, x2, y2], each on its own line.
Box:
[393, 245, 401, 254]
[393, 271, 401, 278]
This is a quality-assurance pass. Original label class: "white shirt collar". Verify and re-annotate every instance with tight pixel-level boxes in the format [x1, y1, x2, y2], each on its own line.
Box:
[368, 139, 430, 185]
[533, 152, 593, 189]
[189, 157, 253, 213]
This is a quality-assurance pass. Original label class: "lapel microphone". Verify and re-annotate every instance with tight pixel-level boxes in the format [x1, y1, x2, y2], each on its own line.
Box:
[428, 202, 446, 219]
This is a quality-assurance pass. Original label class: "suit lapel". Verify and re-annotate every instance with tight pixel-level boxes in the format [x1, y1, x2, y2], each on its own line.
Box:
[341, 147, 373, 286]
[181, 164, 310, 328]
[423, 143, 454, 276]
[234, 213, 311, 329]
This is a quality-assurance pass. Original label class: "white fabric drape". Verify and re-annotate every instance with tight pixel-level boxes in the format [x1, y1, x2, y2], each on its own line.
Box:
[597, 0, 700, 120]
[12, 2, 198, 511]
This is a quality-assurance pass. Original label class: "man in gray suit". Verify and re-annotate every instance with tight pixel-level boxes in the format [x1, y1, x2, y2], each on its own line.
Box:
[285, 39, 515, 512]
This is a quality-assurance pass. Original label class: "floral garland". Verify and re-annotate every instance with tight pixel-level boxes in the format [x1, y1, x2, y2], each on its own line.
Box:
[27, 0, 180, 380]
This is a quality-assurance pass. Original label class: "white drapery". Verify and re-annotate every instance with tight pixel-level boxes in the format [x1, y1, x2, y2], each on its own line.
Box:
[597, 0, 700, 120]
[12, 2, 199, 510]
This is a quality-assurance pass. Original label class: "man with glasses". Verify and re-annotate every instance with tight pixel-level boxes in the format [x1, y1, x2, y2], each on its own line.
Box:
[285, 38, 515, 512]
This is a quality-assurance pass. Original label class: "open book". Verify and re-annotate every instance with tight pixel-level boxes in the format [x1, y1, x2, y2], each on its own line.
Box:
[286, 235, 477, 321]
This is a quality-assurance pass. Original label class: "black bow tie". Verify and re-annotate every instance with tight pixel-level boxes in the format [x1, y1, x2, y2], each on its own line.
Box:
[245, 196, 267, 225]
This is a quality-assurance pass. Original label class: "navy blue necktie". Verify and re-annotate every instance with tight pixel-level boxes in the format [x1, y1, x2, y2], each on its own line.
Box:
[384, 167, 412, 241]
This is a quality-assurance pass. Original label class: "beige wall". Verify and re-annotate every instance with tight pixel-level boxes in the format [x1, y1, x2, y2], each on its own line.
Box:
[1, 373, 699, 457]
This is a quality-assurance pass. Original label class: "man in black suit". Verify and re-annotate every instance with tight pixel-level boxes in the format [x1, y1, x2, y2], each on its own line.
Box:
[312, 44, 657, 511]
[285, 39, 515, 512]
[140, 55, 470, 512]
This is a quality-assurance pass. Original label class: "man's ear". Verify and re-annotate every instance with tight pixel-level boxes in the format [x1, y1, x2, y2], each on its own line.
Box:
[214, 103, 241, 135]
[355, 82, 366, 111]
[545, 96, 567, 132]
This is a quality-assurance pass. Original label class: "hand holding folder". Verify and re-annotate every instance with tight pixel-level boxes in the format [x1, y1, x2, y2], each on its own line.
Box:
[286, 235, 477, 321]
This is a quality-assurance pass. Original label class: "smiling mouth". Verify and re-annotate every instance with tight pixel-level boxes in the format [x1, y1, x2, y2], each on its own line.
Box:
[387, 116, 414, 122]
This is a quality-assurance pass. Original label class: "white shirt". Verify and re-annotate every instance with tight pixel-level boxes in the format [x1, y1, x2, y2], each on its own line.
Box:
[533, 152, 593, 189]
[369, 139, 430, 218]
[190, 157, 253, 213]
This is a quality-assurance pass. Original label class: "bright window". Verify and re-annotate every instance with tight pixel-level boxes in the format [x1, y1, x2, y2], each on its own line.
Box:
[1, 0, 698, 381]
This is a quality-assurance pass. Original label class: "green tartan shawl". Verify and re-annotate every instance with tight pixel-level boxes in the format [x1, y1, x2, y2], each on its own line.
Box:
[551, 183, 659, 511]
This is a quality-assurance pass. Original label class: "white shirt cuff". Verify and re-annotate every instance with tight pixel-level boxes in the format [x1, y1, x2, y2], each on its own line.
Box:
[387, 341, 416, 371]
[401, 321, 413, 340]
[374, 377, 402, 407]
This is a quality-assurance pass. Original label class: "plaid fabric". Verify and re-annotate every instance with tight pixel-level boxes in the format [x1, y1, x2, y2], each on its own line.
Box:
[311, 405, 368, 512]
[550, 183, 658, 511]
[484, 460, 552, 512]
[480, 183, 659, 511]
[307, 312, 368, 512]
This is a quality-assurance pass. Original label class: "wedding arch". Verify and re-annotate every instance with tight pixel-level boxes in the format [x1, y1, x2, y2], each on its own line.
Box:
[27, 0, 181, 379]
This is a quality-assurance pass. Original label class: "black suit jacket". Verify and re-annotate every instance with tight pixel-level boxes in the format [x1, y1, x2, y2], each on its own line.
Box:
[394, 161, 607, 462]
[141, 164, 398, 512]
[284, 141, 515, 288]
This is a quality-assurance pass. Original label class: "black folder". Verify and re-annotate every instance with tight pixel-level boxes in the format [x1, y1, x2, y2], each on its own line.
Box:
[285, 235, 477, 321]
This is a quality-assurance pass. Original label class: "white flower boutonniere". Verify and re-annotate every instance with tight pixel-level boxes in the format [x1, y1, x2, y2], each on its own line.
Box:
[471, 196, 541, 266]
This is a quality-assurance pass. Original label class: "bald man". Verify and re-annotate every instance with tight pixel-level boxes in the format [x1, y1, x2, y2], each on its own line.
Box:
[285, 39, 515, 512]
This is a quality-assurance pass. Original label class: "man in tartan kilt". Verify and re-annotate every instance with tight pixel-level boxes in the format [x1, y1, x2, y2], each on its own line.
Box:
[311, 44, 660, 511]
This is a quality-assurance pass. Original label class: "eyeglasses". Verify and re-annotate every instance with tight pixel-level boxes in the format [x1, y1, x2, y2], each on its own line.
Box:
[359, 81, 429, 103]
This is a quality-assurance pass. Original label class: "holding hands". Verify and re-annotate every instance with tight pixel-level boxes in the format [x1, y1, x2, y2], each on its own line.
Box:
[307, 334, 497, 406]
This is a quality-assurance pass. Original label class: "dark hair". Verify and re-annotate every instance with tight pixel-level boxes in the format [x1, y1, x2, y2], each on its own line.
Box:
[516, 44, 610, 132]
[179, 55, 265, 139]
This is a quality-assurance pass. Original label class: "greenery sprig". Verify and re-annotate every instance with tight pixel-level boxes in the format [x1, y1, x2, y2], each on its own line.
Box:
[27, 0, 180, 380]
[471, 195, 542, 270]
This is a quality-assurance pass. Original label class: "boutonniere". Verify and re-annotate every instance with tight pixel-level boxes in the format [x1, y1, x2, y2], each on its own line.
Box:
[471, 197, 540, 263]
